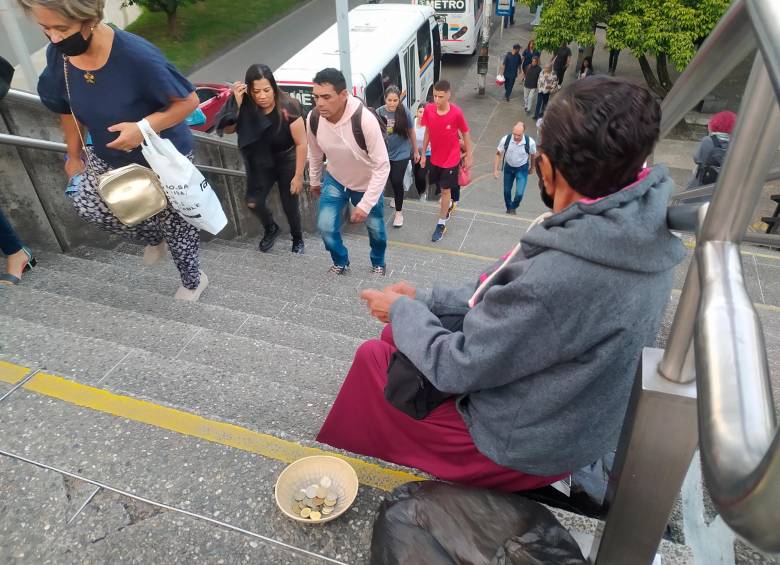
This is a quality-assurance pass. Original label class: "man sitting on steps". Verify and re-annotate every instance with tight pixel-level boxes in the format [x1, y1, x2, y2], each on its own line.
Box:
[317, 76, 686, 492]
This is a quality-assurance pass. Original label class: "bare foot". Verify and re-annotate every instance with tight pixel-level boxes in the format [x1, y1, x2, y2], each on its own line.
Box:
[4, 249, 29, 279]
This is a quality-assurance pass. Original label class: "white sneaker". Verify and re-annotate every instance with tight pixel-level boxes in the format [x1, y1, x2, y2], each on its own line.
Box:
[142, 241, 168, 266]
[419, 193, 427, 202]
[393, 211, 404, 228]
[175, 271, 209, 302]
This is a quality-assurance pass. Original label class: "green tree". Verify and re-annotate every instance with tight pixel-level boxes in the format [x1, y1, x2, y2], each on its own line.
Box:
[522, 0, 730, 98]
[122, 0, 205, 38]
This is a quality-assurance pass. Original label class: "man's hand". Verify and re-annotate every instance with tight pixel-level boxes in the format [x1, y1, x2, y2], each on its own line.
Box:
[106, 122, 143, 152]
[419, 154, 426, 169]
[383, 281, 416, 299]
[310, 184, 321, 197]
[360, 289, 403, 323]
[350, 207, 368, 224]
[493, 169, 500, 179]
[464, 153, 474, 169]
[413, 149, 421, 164]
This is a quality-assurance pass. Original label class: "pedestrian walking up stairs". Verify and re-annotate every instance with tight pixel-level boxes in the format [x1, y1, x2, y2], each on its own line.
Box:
[0, 233, 697, 563]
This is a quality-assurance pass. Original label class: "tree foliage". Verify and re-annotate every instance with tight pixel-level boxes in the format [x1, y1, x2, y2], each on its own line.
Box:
[520, 0, 730, 97]
[122, 0, 205, 37]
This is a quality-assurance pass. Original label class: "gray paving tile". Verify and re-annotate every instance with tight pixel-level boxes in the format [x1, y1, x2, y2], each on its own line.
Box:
[103, 349, 331, 440]
[177, 330, 350, 396]
[0, 391, 383, 564]
[459, 217, 525, 258]
[26, 267, 248, 335]
[279, 303, 382, 341]
[755, 260, 780, 307]
[0, 315, 133, 386]
[0, 286, 198, 358]
[237, 315, 362, 362]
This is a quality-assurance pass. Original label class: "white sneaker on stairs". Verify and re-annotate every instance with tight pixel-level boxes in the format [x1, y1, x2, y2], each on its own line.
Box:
[175, 271, 209, 302]
[142, 241, 168, 266]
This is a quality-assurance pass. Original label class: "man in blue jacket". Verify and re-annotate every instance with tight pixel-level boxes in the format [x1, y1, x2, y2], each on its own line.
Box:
[318, 76, 686, 490]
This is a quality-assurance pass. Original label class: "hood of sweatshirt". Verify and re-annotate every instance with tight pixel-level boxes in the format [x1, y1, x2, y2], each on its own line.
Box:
[521, 166, 687, 273]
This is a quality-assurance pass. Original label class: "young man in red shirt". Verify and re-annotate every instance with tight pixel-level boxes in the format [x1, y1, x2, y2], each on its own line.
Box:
[420, 81, 474, 242]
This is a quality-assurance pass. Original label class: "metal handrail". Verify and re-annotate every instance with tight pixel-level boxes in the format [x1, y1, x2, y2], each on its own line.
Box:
[0, 129, 245, 179]
[670, 166, 780, 204]
[656, 0, 780, 551]
[4, 88, 239, 151]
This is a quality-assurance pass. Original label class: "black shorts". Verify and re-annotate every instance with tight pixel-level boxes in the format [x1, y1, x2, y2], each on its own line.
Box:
[428, 164, 459, 191]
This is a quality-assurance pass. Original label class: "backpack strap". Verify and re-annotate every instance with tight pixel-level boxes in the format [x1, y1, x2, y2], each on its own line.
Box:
[501, 133, 512, 170]
[524, 134, 530, 156]
[351, 107, 367, 153]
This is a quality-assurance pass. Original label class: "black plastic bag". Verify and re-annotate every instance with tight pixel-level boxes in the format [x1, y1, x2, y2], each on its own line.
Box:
[370, 481, 586, 565]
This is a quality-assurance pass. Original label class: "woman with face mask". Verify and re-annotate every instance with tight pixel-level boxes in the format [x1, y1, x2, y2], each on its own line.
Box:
[222, 65, 306, 253]
[377, 86, 418, 228]
[18, 0, 208, 301]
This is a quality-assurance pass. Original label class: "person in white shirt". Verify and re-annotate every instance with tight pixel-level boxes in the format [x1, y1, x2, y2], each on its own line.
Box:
[493, 121, 537, 214]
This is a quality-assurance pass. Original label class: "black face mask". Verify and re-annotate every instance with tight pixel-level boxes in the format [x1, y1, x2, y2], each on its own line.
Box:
[51, 27, 92, 57]
[535, 158, 555, 209]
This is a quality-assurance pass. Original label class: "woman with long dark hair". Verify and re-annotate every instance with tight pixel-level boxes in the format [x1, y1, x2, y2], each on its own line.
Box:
[226, 64, 306, 253]
[521, 39, 541, 75]
[578, 57, 594, 79]
[377, 85, 418, 228]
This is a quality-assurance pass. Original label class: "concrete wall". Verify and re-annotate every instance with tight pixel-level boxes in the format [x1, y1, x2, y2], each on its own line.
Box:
[0, 94, 319, 252]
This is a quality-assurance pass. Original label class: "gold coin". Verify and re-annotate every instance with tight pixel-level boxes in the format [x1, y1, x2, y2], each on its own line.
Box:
[313, 497, 324, 506]
[310, 511, 322, 521]
[320, 476, 333, 489]
[305, 485, 318, 498]
[324, 498, 337, 507]
[300, 507, 311, 518]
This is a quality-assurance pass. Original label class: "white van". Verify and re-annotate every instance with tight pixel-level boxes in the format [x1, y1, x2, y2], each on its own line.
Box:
[412, 0, 484, 55]
[274, 4, 442, 114]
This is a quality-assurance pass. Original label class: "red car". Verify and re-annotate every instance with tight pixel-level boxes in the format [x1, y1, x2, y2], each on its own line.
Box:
[192, 83, 233, 133]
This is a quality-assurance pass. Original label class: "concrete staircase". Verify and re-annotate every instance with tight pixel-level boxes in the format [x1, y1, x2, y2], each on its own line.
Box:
[0, 233, 696, 563]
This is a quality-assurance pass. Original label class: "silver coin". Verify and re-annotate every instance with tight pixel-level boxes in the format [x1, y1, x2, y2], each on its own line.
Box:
[324, 499, 337, 508]
[294, 490, 305, 502]
[321, 506, 334, 515]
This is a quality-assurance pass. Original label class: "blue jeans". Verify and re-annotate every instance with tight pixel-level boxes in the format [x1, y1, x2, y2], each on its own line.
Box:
[503, 163, 529, 210]
[0, 206, 24, 256]
[318, 173, 386, 267]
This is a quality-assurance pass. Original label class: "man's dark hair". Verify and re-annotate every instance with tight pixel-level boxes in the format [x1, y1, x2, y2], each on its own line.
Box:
[512, 43, 521, 50]
[313, 68, 347, 93]
[538, 76, 660, 199]
[433, 80, 451, 93]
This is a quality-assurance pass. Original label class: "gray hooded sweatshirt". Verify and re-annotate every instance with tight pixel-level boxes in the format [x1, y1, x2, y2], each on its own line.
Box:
[389, 166, 686, 476]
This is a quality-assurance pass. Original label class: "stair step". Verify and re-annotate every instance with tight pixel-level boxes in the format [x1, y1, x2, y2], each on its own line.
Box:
[0, 287, 350, 396]
[0, 314, 331, 440]
[35, 251, 382, 339]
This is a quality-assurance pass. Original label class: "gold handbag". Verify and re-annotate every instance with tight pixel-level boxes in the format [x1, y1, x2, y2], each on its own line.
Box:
[63, 57, 167, 227]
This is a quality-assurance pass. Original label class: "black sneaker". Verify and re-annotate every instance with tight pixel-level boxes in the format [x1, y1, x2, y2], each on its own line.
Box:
[258, 224, 280, 252]
[369, 265, 386, 276]
[291, 240, 305, 254]
[328, 264, 350, 275]
[431, 223, 446, 242]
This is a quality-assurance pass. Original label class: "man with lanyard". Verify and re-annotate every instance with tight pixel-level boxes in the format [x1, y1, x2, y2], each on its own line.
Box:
[307, 68, 390, 275]
[493, 121, 537, 214]
[499, 44, 522, 102]
[420, 80, 474, 242]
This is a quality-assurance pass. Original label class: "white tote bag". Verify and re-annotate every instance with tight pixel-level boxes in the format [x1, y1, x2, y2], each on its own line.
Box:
[402, 161, 413, 192]
[138, 119, 228, 235]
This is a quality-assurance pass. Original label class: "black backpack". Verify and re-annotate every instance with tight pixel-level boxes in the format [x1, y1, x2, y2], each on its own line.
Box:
[309, 101, 388, 154]
[697, 134, 728, 185]
[501, 133, 530, 170]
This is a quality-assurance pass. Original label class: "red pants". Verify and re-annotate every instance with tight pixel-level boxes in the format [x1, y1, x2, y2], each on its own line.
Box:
[317, 325, 567, 492]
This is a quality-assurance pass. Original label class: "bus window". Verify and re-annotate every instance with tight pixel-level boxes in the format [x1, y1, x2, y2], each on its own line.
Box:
[417, 23, 432, 67]
[432, 24, 441, 83]
[475, 0, 483, 14]
[382, 55, 403, 92]
[404, 44, 417, 108]
[365, 74, 384, 108]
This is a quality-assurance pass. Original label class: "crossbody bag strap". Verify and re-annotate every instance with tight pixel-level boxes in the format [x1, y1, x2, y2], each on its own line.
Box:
[62, 55, 92, 170]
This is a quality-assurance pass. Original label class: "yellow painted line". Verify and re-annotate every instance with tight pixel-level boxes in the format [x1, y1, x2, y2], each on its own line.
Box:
[670, 288, 780, 313]
[682, 238, 780, 262]
[385, 239, 496, 262]
[400, 200, 533, 223]
[0, 361, 31, 385]
[0, 363, 422, 492]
